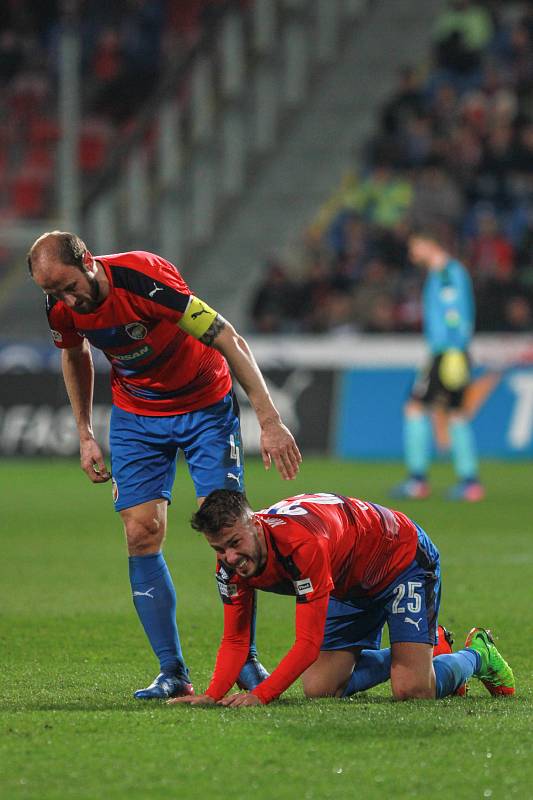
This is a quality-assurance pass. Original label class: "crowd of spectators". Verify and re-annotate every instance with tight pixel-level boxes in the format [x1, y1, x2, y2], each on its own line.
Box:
[250, 0, 533, 335]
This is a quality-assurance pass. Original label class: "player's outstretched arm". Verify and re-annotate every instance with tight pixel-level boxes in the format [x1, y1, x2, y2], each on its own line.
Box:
[204, 316, 302, 480]
[62, 342, 110, 483]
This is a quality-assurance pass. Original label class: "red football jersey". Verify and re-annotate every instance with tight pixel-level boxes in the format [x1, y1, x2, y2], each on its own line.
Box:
[46, 251, 232, 415]
[206, 493, 419, 704]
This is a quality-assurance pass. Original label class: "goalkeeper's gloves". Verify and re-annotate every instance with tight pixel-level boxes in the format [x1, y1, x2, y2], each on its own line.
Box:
[439, 349, 470, 391]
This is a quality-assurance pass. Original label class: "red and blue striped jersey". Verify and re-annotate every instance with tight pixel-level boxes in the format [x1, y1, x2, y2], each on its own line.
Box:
[46, 250, 232, 415]
[207, 493, 419, 703]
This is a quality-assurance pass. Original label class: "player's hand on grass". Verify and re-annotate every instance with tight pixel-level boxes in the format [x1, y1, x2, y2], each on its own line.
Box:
[80, 438, 111, 483]
[217, 691, 262, 707]
[260, 420, 302, 480]
[167, 693, 216, 706]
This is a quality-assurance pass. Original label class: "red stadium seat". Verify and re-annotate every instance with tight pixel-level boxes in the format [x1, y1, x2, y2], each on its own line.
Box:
[29, 116, 60, 147]
[78, 117, 113, 174]
[10, 168, 50, 218]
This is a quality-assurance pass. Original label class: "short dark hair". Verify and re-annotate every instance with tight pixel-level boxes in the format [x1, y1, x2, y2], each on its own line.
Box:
[27, 231, 87, 276]
[191, 490, 251, 536]
[408, 220, 449, 247]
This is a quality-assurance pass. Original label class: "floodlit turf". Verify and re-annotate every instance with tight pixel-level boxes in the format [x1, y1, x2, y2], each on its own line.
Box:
[1, 457, 531, 799]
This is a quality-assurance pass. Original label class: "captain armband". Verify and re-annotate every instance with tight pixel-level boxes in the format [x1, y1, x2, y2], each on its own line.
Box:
[178, 295, 219, 339]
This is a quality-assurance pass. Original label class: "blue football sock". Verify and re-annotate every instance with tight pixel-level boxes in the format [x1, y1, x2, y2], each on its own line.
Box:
[449, 418, 479, 480]
[404, 414, 431, 478]
[129, 552, 188, 679]
[342, 649, 392, 697]
[433, 650, 480, 698]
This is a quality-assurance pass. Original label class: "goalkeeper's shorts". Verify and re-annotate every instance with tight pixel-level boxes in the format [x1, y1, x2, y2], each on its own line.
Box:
[411, 350, 470, 409]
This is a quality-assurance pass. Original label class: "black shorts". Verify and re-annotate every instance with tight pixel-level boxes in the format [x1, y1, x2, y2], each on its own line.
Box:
[411, 351, 471, 410]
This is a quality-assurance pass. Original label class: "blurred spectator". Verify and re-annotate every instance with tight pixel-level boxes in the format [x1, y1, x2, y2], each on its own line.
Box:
[353, 258, 397, 332]
[318, 290, 358, 335]
[432, 0, 493, 83]
[297, 258, 335, 333]
[411, 162, 465, 226]
[502, 295, 533, 331]
[0, 30, 23, 84]
[250, 261, 299, 334]
[398, 113, 434, 167]
[344, 163, 413, 228]
[428, 81, 459, 138]
[513, 121, 533, 173]
[381, 66, 425, 136]
[473, 124, 519, 208]
[467, 207, 515, 283]
[499, 19, 533, 90]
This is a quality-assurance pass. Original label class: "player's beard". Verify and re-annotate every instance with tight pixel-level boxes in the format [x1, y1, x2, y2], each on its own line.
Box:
[74, 271, 103, 314]
[236, 533, 266, 578]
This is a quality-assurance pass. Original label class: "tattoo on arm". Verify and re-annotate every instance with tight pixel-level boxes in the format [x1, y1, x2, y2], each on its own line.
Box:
[200, 314, 226, 346]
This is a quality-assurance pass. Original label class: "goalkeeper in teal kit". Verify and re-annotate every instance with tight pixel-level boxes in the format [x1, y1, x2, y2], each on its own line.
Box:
[393, 227, 484, 502]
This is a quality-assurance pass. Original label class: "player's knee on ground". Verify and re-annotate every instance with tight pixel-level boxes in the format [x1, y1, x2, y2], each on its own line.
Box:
[391, 675, 435, 701]
[302, 674, 341, 698]
[302, 650, 357, 698]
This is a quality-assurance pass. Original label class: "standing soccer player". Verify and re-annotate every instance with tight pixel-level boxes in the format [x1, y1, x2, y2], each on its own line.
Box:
[171, 490, 514, 706]
[392, 226, 484, 501]
[28, 231, 302, 699]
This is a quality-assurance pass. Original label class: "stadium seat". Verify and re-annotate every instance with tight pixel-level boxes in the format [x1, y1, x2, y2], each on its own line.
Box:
[78, 117, 114, 174]
[10, 168, 50, 218]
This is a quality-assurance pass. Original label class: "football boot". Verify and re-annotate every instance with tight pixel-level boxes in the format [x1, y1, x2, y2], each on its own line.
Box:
[390, 477, 431, 500]
[446, 480, 485, 502]
[464, 627, 515, 696]
[134, 672, 194, 700]
[236, 657, 270, 690]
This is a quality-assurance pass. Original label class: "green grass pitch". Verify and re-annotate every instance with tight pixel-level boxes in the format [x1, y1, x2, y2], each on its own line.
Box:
[1, 457, 532, 799]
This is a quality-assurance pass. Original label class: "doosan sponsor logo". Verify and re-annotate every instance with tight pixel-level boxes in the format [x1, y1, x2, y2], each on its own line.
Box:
[112, 345, 151, 362]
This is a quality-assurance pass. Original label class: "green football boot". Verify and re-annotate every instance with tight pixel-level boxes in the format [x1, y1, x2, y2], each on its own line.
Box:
[464, 627, 515, 696]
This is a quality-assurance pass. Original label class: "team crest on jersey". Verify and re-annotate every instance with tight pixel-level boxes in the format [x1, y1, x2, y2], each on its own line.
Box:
[125, 322, 148, 340]
[293, 578, 313, 596]
[112, 478, 119, 504]
[51, 329, 63, 342]
[440, 287, 457, 303]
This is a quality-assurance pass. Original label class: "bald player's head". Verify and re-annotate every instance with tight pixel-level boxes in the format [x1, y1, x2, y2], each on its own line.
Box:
[28, 231, 106, 313]
[27, 231, 88, 277]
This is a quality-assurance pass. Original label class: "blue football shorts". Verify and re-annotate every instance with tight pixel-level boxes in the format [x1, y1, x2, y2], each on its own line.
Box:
[109, 392, 244, 511]
[322, 524, 441, 651]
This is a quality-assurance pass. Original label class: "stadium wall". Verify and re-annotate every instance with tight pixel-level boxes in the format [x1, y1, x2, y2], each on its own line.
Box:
[1, 335, 532, 458]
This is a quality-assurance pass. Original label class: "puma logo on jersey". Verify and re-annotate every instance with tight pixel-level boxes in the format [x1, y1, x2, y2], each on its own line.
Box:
[404, 617, 422, 630]
[227, 472, 241, 486]
[133, 587, 155, 599]
[148, 283, 164, 297]
[191, 304, 209, 319]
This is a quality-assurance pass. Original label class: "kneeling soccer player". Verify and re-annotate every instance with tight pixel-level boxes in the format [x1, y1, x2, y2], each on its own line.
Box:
[170, 490, 514, 707]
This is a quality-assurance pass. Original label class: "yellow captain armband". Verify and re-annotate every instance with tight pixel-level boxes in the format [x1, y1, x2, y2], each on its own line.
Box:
[178, 295, 219, 339]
